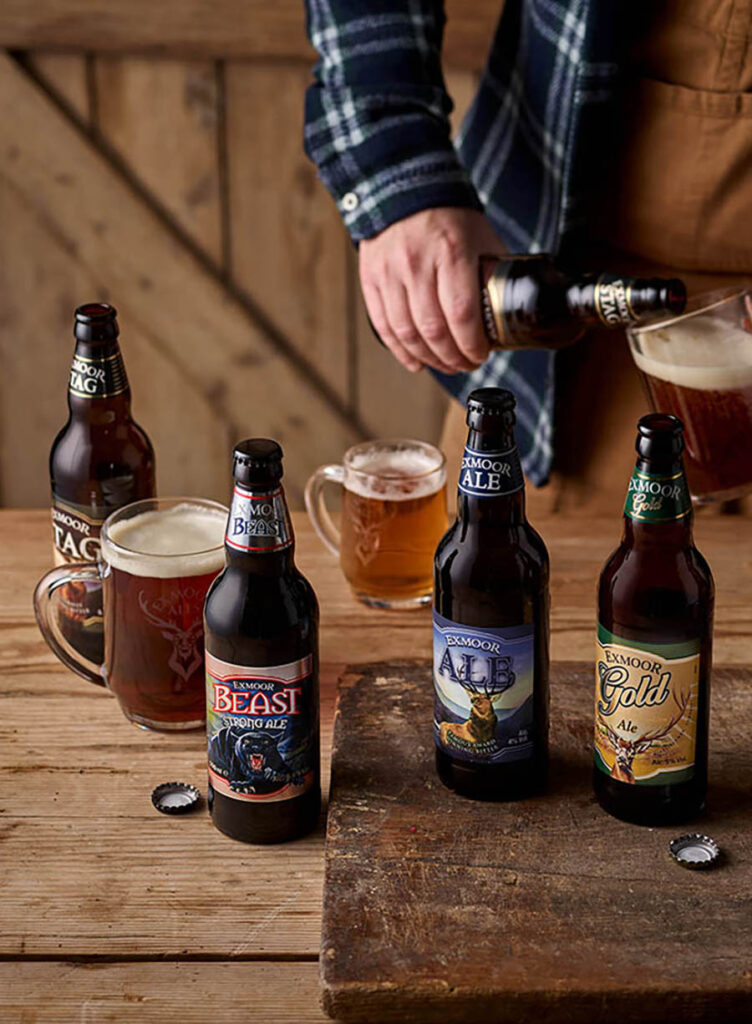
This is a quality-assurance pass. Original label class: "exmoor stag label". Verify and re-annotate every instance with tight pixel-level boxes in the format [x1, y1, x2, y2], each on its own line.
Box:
[224, 486, 293, 553]
[205, 651, 317, 802]
[458, 445, 524, 499]
[594, 626, 700, 786]
[433, 612, 535, 764]
[51, 496, 109, 631]
[624, 469, 692, 523]
[68, 350, 128, 399]
[594, 274, 634, 326]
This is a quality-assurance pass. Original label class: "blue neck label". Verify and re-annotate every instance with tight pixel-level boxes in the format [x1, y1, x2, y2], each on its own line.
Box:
[458, 445, 524, 498]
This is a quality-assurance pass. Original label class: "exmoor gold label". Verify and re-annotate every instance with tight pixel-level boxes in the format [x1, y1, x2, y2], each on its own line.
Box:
[594, 626, 700, 786]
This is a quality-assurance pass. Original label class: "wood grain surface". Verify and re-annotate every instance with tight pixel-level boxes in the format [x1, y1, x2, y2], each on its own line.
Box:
[322, 661, 752, 1023]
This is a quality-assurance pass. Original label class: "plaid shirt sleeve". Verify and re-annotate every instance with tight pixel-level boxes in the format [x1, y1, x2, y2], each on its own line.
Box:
[303, 0, 483, 242]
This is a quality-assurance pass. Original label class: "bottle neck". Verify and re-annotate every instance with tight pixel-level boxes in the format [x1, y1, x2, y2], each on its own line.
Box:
[224, 481, 296, 574]
[67, 338, 132, 420]
[456, 427, 525, 526]
[566, 274, 679, 328]
[622, 456, 694, 548]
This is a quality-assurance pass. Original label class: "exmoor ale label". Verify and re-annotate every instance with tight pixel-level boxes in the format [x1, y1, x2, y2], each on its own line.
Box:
[594, 274, 635, 326]
[458, 445, 524, 498]
[206, 651, 317, 803]
[68, 350, 128, 399]
[594, 625, 700, 786]
[225, 486, 293, 553]
[433, 612, 535, 764]
[624, 469, 692, 523]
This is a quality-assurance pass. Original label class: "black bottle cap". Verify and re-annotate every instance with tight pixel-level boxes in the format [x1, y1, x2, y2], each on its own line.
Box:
[466, 387, 516, 431]
[74, 302, 119, 343]
[233, 438, 284, 488]
[151, 782, 200, 815]
[636, 413, 684, 461]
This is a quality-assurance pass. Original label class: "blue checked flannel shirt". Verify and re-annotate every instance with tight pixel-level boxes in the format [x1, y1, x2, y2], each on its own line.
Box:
[304, 0, 624, 485]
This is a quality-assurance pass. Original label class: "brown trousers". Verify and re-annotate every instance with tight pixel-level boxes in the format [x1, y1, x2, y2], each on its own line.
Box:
[443, 0, 752, 517]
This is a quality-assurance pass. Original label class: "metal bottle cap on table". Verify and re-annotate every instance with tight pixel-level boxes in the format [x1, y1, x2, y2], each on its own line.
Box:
[668, 833, 721, 870]
[151, 782, 200, 815]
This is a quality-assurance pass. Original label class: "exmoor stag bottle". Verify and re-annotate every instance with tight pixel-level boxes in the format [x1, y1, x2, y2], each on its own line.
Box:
[595, 414, 714, 825]
[50, 303, 156, 665]
[479, 254, 686, 349]
[204, 439, 320, 844]
[433, 388, 550, 800]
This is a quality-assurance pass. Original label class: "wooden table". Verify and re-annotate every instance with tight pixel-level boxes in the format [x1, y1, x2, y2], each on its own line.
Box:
[1, 510, 749, 1023]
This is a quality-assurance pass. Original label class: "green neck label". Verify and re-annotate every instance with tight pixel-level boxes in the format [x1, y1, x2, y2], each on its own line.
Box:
[624, 468, 691, 523]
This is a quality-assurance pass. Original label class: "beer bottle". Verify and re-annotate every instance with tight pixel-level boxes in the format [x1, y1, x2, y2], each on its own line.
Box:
[479, 254, 686, 350]
[433, 388, 550, 800]
[594, 414, 714, 825]
[50, 303, 156, 665]
[204, 439, 320, 844]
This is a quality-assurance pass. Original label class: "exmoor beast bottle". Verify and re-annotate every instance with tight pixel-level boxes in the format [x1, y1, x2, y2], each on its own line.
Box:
[50, 303, 155, 665]
[204, 439, 320, 843]
[433, 388, 550, 800]
[594, 414, 714, 825]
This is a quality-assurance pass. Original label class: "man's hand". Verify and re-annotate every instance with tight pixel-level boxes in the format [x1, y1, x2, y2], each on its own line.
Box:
[359, 208, 504, 375]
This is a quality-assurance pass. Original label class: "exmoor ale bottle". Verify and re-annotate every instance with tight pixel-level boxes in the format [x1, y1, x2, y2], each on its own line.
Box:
[204, 439, 320, 844]
[479, 254, 687, 350]
[50, 303, 155, 665]
[433, 388, 550, 800]
[595, 414, 714, 826]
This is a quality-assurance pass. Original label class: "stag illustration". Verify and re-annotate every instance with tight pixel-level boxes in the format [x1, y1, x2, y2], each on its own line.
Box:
[439, 658, 515, 749]
[349, 499, 397, 565]
[597, 689, 691, 784]
[138, 591, 204, 684]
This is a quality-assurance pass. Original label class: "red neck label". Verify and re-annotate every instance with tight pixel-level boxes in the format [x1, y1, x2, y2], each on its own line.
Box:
[225, 485, 293, 553]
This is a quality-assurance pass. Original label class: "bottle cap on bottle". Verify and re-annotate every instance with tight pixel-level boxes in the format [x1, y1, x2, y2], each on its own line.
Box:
[466, 387, 516, 431]
[74, 302, 119, 343]
[668, 833, 721, 870]
[636, 413, 684, 461]
[151, 782, 200, 815]
[233, 438, 284, 488]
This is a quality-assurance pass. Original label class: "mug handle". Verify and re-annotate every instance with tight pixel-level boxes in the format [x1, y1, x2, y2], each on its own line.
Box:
[33, 563, 106, 687]
[304, 464, 345, 556]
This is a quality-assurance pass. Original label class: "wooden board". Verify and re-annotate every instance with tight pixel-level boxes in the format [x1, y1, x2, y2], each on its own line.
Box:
[0, 2, 501, 70]
[321, 660, 752, 1023]
[27, 52, 90, 121]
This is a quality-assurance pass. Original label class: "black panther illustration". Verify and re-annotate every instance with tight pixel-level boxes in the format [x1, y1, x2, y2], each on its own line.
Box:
[209, 726, 309, 793]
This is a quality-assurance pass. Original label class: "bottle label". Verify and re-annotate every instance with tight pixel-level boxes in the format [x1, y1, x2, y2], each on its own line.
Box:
[594, 274, 635, 326]
[594, 625, 700, 786]
[458, 445, 524, 498]
[206, 651, 317, 802]
[225, 486, 293, 553]
[624, 469, 692, 523]
[68, 350, 128, 400]
[51, 496, 109, 632]
[433, 611, 535, 764]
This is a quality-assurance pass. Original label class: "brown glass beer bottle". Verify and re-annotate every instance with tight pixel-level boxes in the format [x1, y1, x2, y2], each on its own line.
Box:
[433, 388, 550, 800]
[204, 439, 320, 843]
[50, 303, 156, 665]
[594, 414, 714, 825]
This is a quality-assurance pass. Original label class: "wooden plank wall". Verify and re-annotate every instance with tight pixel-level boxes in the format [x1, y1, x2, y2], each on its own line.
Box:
[0, 5, 493, 509]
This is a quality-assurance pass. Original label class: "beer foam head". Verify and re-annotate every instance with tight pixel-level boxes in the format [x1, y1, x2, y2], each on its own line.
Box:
[632, 314, 752, 391]
[345, 444, 446, 500]
[102, 502, 226, 578]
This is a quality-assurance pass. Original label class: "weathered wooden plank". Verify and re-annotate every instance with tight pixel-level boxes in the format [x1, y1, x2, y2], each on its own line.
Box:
[226, 61, 349, 405]
[0, 2, 500, 70]
[95, 57, 224, 265]
[0, 54, 361, 506]
[0, 962, 327, 1023]
[27, 52, 90, 121]
[322, 660, 752, 1023]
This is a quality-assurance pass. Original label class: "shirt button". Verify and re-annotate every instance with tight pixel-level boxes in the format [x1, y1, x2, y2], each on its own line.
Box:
[341, 191, 359, 212]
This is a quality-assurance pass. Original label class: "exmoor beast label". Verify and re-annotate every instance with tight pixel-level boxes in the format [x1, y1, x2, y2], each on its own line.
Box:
[594, 625, 700, 786]
[206, 651, 317, 802]
[225, 486, 293, 553]
[433, 611, 535, 764]
[68, 350, 128, 399]
[624, 469, 692, 523]
[458, 445, 524, 498]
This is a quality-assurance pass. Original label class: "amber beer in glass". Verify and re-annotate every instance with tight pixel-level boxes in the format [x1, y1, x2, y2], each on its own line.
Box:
[595, 415, 714, 825]
[305, 440, 447, 607]
[433, 389, 550, 800]
[34, 498, 226, 730]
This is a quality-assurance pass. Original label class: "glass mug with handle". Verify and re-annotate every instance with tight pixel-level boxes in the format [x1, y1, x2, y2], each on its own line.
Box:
[34, 497, 227, 730]
[305, 439, 447, 608]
